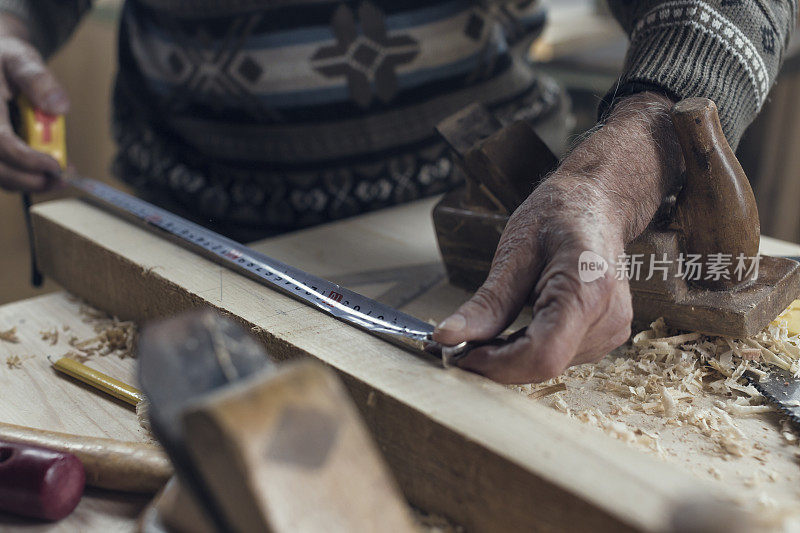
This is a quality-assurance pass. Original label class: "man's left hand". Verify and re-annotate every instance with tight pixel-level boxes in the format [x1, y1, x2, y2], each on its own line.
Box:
[433, 92, 684, 384]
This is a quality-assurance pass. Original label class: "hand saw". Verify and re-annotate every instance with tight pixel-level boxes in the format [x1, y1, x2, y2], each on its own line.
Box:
[14, 99, 512, 366]
[745, 298, 800, 427]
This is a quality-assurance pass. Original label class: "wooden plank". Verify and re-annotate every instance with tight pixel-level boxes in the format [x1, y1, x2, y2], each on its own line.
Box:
[30, 198, 731, 532]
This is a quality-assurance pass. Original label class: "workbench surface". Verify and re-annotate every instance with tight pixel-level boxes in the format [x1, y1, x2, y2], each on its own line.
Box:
[1, 196, 799, 531]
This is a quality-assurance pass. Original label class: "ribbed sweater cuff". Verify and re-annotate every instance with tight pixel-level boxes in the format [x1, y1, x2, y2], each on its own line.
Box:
[600, 6, 770, 150]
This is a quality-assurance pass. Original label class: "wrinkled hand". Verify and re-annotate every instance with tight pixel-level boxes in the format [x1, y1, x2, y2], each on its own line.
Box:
[0, 14, 68, 192]
[433, 92, 684, 384]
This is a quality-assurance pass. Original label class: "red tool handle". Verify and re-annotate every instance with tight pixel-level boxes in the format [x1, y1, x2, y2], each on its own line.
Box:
[0, 441, 85, 521]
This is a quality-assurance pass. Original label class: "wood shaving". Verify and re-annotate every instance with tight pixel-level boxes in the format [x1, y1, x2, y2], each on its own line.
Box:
[718, 401, 774, 417]
[0, 327, 20, 343]
[59, 350, 91, 364]
[551, 392, 570, 414]
[660, 385, 677, 418]
[528, 383, 567, 400]
[39, 328, 59, 346]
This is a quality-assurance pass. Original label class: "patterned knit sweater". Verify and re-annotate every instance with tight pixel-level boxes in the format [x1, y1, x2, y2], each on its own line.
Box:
[1, 0, 797, 235]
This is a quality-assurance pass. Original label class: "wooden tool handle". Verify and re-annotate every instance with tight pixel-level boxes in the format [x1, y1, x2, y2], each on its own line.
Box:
[671, 98, 760, 290]
[0, 441, 84, 521]
[436, 103, 558, 213]
[0, 422, 172, 493]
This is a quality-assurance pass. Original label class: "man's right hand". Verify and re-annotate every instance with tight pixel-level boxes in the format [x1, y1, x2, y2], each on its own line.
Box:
[0, 13, 68, 192]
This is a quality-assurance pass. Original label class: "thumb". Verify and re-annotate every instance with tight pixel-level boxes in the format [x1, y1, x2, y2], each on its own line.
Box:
[4, 41, 69, 115]
[433, 268, 533, 346]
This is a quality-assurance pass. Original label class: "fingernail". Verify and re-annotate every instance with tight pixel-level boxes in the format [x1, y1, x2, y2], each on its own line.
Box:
[436, 314, 466, 334]
[43, 90, 69, 114]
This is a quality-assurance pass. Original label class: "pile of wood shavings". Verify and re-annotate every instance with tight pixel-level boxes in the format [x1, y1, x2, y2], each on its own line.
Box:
[514, 316, 800, 526]
[515, 316, 800, 459]
[57, 305, 138, 360]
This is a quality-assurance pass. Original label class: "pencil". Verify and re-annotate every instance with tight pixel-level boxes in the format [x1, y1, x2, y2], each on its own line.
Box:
[50, 356, 143, 407]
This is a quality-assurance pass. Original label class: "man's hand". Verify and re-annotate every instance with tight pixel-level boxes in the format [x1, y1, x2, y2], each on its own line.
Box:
[433, 92, 684, 384]
[0, 13, 68, 192]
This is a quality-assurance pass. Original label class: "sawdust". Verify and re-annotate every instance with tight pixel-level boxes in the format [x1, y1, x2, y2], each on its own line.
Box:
[515, 315, 800, 526]
[0, 327, 20, 343]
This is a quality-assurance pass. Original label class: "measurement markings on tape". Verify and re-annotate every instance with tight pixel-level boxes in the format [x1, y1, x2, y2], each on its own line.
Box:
[70, 177, 459, 357]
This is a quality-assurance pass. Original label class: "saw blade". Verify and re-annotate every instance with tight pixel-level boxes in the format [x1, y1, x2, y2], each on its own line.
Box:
[746, 368, 800, 428]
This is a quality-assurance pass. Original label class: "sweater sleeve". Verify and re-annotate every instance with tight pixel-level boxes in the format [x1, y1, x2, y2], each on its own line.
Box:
[0, 0, 92, 58]
[602, 0, 798, 149]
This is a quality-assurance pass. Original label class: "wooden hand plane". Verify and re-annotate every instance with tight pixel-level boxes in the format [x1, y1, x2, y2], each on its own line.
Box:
[136, 310, 415, 533]
[434, 98, 800, 338]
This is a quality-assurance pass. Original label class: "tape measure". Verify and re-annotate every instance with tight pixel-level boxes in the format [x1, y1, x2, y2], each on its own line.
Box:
[16, 99, 489, 363]
[17, 96, 67, 170]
